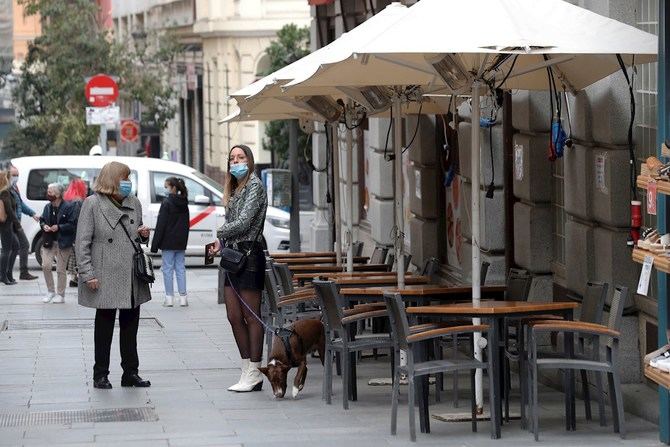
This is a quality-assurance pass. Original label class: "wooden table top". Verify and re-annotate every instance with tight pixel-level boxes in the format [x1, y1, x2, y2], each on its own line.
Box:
[341, 284, 506, 296]
[407, 300, 578, 315]
[293, 271, 403, 281]
[289, 264, 390, 273]
[334, 275, 430, 286]
[270, 251, 337, 258]
[276, 256, 369, 265]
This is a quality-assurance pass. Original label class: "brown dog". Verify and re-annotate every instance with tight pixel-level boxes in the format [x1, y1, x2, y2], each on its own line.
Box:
[258, 319, 325, 399]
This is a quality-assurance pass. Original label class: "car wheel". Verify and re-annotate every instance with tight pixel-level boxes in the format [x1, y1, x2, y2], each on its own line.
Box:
[34, 235, 44, 266]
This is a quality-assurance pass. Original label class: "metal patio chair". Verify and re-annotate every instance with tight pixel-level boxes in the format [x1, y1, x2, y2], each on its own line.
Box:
[527, 285, 629, 440]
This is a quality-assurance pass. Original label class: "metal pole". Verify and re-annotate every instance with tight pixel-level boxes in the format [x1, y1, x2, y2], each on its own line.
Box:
[471, 81, 483, 410]
[332, 124, 342, 264]
[392, 96, 405, 288]
[289, 120, 300, 252]
[658, 0, 670, 443]
[346, 102, 354, 273]
[99, 124, 107, 155]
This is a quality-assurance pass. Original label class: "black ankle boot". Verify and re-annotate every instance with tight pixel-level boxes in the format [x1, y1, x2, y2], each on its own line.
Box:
[93, 376, 112, 389]
[121, 373, 151, 387]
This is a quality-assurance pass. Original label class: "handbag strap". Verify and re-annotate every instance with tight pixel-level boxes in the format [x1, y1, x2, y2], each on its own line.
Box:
[118, 219, 142, 254]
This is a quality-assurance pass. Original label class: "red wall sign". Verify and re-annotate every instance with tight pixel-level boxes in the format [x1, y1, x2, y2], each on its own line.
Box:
[85, 74, 119, 108]
[120, 119, 139, 143]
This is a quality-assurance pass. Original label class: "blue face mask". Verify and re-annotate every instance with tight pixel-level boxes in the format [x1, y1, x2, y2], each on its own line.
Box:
[230, 163, 249, 180]
[119, 180, 133, 198]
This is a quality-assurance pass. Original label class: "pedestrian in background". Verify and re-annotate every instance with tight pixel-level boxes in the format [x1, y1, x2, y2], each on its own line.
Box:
[9, 164, 40, 281]
[39, 183, 77, 304]
[150, 176, 190, 307]
[209, 144, 267, 393]
[0, 170, 20, 285]
[63, 177, 88, 287]
[75, 161, 152, 390]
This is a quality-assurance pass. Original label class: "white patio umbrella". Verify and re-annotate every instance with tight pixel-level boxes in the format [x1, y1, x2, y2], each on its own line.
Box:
[283, 0, 657, 417]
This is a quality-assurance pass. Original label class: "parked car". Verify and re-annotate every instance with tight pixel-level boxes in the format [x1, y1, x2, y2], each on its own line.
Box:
[11, 155, 292, 264]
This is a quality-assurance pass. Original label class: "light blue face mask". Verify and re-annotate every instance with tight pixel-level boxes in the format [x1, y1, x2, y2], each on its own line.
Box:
[119, 180, 133, 198]
[230, 163, 249, 179]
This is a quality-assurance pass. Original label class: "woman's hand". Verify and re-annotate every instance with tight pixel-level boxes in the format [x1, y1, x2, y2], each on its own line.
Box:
[209, 239, 221, 256]
[137, 225, 150, 239]
[86, 278, 100, 291]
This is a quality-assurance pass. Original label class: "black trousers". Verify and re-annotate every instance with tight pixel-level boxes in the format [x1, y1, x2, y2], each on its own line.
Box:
[16, 227, 30, 274]
[93, 307, 140, 380]
[0, 224, 19, 280]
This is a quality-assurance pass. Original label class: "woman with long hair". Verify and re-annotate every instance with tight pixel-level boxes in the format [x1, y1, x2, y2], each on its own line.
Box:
[150, 176, 190, 307]
[209, 144, 268, 392]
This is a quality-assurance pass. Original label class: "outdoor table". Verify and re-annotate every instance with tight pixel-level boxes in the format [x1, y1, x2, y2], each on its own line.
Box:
[340, 284, 507, 304]
[333, 275, 430, 288]
[269, 251, 337, 258]
[288, 264, 390, 274]
[273, 256, 369, 265]
[406, 300, 579, 439]
[292, 271, 400, 283]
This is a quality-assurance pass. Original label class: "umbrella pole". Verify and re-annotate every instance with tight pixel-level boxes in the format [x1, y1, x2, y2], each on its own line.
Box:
[346, 102, 355, 273]
[471, 81, 483, 411]
[392, 96, 405, 288]
[332, 123, 342, 265]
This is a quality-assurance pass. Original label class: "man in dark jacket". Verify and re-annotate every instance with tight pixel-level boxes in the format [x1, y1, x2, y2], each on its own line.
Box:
[9, 165, 40, 280]
[39, 183, 77, 304]
[150, 177, 190, 306]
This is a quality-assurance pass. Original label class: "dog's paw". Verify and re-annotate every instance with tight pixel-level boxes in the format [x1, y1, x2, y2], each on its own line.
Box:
[292, 386, 300, 399]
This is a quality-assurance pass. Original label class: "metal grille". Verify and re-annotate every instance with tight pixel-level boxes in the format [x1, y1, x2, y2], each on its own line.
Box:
[0, 407, 158, 428]
[3, 318, 162, 331]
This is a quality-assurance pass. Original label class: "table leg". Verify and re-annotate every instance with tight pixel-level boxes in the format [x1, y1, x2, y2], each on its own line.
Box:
[566, 309, 576, 430]
[490, 317, 502, 439]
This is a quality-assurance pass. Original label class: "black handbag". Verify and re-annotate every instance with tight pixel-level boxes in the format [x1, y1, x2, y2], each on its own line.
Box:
[219, 208, 266, 273]
[120, 220, 155, 284]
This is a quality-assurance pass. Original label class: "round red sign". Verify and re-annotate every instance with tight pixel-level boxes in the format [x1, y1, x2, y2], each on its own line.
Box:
[85, 74, 119, 107]
[120, 120, 139, 143]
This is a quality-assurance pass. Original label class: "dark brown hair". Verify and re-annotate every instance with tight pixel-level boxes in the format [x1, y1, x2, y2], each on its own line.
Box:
[223, 144, 255, 206]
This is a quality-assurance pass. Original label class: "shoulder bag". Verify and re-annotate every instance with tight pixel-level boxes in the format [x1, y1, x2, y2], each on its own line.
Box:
[119, 219, 155, 284]
[219, 206, 266, 274]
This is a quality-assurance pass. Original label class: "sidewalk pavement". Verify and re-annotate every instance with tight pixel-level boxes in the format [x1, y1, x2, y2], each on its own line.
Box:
[0, 262, 664, 446]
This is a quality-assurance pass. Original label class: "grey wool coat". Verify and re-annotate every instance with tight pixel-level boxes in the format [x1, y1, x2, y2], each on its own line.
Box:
[75, 193, 152, 309]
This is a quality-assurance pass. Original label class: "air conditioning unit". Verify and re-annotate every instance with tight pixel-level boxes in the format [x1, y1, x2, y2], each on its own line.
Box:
[427, 54, 471, 91]
[302, 95, 342, 122]
[359, 86, 392, 112]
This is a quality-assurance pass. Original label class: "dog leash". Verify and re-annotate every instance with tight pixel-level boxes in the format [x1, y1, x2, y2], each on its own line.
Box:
[223, 271, 304, 366]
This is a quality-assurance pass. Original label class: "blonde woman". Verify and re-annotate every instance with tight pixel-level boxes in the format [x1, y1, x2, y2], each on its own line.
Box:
[0, 171, 20, 285]
[75, 161, 152, 389]
[209, 144, 268, 392]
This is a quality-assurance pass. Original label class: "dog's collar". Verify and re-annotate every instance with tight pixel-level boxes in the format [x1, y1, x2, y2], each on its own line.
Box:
[274, 327, 304, 367]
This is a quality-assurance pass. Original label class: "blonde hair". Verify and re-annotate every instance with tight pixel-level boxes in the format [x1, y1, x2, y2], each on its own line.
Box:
[223, 144, 255, 206]
[94, 161, 131, 196]
[0, 170, 8, 193]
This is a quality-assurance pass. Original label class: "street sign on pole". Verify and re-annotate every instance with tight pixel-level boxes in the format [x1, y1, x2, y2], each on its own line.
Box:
[120, 119, 140, 143]
[86, 106, 119, 125]
[85, 74, 119, 107]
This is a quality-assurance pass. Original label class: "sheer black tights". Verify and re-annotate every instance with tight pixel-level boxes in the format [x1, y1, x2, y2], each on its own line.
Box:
[224, 286, 264, 362]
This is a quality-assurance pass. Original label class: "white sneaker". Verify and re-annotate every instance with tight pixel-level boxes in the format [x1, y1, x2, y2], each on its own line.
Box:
[163, 295, 174, 307]
[51, 294, 65, 304]
[42, 292, 55, 303]
[179, 294, 188, 307]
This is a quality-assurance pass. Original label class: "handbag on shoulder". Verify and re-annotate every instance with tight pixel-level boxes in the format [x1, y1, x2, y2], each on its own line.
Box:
[119, 220, 155, 284]
[219, 207, 266, 273]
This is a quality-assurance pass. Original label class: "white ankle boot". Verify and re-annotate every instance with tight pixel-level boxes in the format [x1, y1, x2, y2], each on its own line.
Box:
[179, 294, 188, 307]
[163, 295, 174, 307]
[232, 361, 263, 393]
[228, 358, 250, 391]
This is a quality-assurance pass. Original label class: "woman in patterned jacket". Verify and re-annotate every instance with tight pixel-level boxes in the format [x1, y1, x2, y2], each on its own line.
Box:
[210, 144, 268, 393]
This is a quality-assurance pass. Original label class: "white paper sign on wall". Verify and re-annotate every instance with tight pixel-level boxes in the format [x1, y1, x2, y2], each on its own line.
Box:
[514, 144, 524, 181]
[595, 152, 608, 194]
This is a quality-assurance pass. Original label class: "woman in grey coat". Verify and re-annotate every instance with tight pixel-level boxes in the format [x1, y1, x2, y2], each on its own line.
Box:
[210, 144, 268, 393]
[75, 161, 152, 390]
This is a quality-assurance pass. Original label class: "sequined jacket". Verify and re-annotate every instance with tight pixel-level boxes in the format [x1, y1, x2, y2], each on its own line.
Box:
[217, 173, 267, 246]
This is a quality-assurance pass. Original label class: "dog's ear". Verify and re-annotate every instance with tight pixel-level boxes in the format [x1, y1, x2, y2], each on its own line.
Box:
[280, 364, 290, 373]
[258, 366, 270, 377]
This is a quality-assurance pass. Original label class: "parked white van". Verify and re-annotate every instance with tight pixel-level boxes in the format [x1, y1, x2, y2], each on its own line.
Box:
[10, 155, 292, 264]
